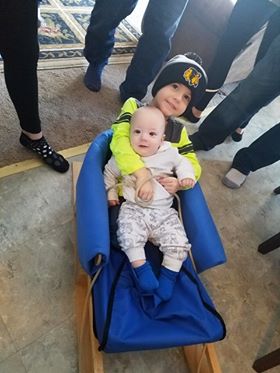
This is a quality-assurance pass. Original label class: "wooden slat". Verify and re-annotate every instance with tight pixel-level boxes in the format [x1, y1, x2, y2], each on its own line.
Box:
[183, 343, 222, 373]
[72, 162, 104, 373]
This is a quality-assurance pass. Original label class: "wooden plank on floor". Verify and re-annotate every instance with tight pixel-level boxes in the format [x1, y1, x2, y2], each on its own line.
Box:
[0, 143, 90, 179]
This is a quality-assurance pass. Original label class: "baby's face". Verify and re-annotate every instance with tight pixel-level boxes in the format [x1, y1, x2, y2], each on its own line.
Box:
[130, 107, 165, 157]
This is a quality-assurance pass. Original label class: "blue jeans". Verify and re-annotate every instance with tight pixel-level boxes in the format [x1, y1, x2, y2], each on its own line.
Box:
[195, 0, 277, 112]
[84, 0, 188, 100]
[190, 32, 280, 151]
[232, 122, 280, 175]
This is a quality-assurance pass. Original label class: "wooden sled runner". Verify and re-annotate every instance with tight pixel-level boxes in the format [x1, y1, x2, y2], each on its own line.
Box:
[72, 130, 226, 373]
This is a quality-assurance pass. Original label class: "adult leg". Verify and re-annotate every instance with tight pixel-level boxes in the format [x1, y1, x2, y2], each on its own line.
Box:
[223, 123, 280, 188]
[0, 0, 41, 134]
[119, 0, 189, 102]
[83, 0, 138, 91]
[189, 33, 280, 151]
[232, 7, 280, 141]
[0, 0, 69, 172]
[185, 0, 277, 121]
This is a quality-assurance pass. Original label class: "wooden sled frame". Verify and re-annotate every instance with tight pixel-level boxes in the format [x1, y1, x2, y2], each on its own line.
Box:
[72, 161, 222, 373]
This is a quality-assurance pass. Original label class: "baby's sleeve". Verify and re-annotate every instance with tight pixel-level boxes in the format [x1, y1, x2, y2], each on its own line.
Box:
[103, 157, 120, 201]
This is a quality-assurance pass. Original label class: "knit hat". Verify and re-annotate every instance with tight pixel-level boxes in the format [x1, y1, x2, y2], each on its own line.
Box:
[152, 54, 208, 107]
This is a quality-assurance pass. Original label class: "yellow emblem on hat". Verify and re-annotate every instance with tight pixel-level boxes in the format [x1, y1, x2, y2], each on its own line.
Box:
[183, 67, 201, 88]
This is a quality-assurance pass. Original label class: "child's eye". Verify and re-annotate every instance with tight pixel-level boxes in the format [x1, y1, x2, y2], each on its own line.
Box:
[184, 95, 191, 102]
[149, 132, 157, 137]
[134, 129, 141, 134]
[171, 83, 179, 89]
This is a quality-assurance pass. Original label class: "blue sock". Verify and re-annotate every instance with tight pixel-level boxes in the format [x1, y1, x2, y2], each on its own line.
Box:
[84, 63, 106, 92]
[156, 266, 178, 301]
[134, 262, 159, 292]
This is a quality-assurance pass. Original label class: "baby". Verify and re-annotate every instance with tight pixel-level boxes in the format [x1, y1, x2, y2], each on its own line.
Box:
[104, 106, 196, 300]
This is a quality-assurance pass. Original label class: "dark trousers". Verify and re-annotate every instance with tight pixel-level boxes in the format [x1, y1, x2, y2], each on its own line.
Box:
[0, 0, 41, 134]
[195, 0, 278, 112]
[84, 0, 188, 100]
[190, 32, 280, 151]
[232, 122, 280, 175]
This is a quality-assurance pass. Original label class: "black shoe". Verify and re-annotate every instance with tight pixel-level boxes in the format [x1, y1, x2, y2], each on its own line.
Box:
[231, 131, 243, 142]
[20, 133, 69, 173]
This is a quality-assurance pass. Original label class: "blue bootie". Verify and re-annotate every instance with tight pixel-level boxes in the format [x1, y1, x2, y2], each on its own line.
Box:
[134, 262, 159, 292]
[156, 266, 178, 301]
[84, 63, 106, 92]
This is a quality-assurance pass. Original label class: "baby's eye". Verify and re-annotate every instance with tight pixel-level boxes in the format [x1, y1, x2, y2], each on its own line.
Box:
[134, 129, 141, 134]
[172, 83, 179, 89]
[149, 132, 157, 137]
[184, 94, 191, 102]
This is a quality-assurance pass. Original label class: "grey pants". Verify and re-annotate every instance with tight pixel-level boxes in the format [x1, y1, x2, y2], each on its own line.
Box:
[117, 202, 191, 271]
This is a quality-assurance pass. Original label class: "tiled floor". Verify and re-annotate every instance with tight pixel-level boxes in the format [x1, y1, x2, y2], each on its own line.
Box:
[0, 79, 279, 372]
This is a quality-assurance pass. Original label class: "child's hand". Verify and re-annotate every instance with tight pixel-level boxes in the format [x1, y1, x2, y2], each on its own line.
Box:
[108, 199, 119, 207]
[157, 176, 180, 194]
[137, 179, 154, 201]
[134, 168, 154, 202]
[180, 178, 196, 189]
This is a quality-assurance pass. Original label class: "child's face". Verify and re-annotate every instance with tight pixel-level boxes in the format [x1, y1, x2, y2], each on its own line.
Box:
[130, 107, 165, 157]
[152, 83, 192, 117]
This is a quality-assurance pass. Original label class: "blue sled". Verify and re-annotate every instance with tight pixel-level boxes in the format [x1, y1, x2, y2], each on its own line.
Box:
[76, 130, 226, 353]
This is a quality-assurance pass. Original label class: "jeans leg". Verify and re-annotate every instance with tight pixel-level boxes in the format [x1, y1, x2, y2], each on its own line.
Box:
[190, 33, 280, 151]
[232, 122, 280, 174]
[84, 0, 138, 65]
[0, 0, 41, 134]
[255, 8, 280, 63]
[237, 9, 280, 131]
[120, 0, 189, 100]
[195, 0, 277, 112]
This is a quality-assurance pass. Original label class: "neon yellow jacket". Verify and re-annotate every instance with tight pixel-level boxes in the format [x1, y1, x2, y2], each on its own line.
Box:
[110, 97, 201, 180]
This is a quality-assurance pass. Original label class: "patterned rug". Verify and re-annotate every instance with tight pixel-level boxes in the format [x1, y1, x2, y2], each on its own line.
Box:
[1, 0, 140, 70]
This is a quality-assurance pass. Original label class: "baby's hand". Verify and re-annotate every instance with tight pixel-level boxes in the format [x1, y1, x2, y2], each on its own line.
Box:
[180, 178, 196, 189]
[108, 199, 119, 207]
[157, 176, 180, 194]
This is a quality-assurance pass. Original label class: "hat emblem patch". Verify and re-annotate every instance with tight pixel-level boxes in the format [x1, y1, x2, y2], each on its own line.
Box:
[183, 67, 201, 88]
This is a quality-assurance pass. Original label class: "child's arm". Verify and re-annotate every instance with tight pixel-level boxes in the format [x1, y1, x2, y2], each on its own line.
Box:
[110, 98, 153, 201]
[110, 98, 144, 175]
[104, 157, 121, 206]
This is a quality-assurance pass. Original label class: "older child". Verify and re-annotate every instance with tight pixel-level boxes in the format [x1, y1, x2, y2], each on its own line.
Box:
[107, 54, 207, 300]
[104, 106, 196, 300]
[110, 54, 207, 202]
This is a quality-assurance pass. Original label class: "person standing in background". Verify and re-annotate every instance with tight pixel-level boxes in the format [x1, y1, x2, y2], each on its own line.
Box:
[0, 0, 69, 173]
[83, 0, 189, 103]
